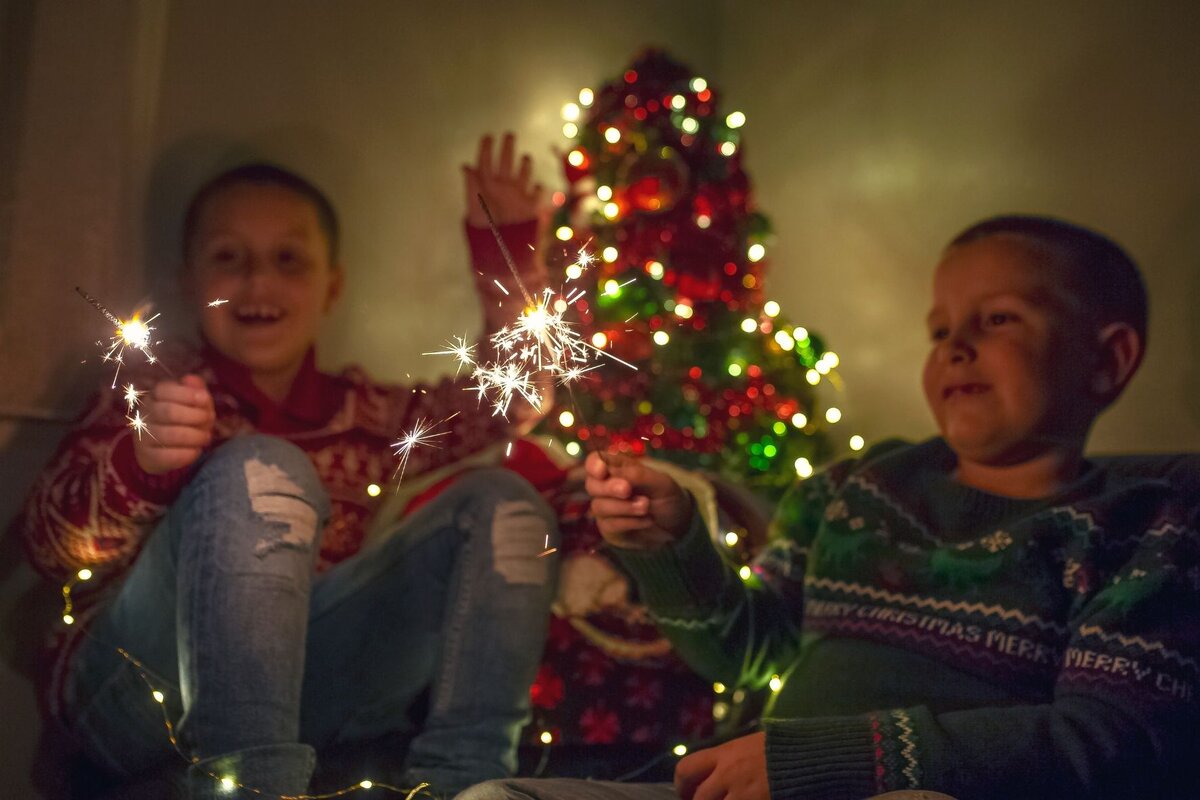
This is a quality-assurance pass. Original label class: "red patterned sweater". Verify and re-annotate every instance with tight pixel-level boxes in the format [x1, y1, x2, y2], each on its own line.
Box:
[18, 221, 715, 751]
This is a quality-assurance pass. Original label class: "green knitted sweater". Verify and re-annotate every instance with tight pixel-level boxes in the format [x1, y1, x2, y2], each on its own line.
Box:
[614, 439, 1199, 799]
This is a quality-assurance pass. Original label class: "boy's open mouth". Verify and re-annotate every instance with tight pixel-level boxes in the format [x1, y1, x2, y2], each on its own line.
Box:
[943, 383, 990, 399]
[233, 304, 286, 326]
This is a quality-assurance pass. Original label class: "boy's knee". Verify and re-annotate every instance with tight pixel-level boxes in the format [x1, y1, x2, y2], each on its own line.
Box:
[454, 468, 557, 587]
[188, 435, 329, 557]
[455, 467, 543, 505]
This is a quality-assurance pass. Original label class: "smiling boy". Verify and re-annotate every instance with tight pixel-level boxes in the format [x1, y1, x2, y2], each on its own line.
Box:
[20, 135, 559, 799]
[462, 216, 1199, 800]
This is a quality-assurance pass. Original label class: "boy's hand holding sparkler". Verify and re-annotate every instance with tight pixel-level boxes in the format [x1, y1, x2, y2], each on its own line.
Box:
[584, 451, 693, 550]
[133, 375, 215, 475]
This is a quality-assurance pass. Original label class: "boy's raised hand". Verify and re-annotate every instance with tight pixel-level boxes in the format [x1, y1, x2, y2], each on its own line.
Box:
[133, 374, 215, 475]
[463, 132, 545, 228]
[584, 451, 692, 549]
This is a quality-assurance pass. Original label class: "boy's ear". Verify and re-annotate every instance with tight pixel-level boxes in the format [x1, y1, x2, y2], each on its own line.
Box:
[324, 265, 345, 312]
[1090, 322, 1142, 404]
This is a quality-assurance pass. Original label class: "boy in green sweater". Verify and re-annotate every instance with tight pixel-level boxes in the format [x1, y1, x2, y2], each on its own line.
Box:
[459, 216, 1199, 800]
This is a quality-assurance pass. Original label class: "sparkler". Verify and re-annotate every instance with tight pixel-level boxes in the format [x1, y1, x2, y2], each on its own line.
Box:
[75, 287, 174, 388]
[392, 412, 459, 484]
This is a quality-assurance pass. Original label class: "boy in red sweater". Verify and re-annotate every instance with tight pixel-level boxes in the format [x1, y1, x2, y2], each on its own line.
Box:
[20, 134, 556, 798]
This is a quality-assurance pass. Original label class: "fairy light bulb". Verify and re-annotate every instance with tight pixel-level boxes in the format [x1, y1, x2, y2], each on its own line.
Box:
[604, 127, 621, 143]
[724, 531, 739, 546]
[602, 246, 618, 263]
[674, 303, 694, 319]
[690, 77, 708, 92]
[793, 326, 809, 342]
[556, 226, 574, 241]
[791, 412, 808, 428]
[769, 675, 783, 692]
[360, 780, 374, 789]
[603, 202, 620, 219]
[726, 111, 746, 128]
[826, 407, 843, 424]
[673, 744, 688, 756]
[646, 261, 665, 279]
[740, 318, 757, 333]
[562, 122, 578, 138]
[794, 457, 814, 478]
[565, 442, 582, 456]
[719, 141, 737, 156]
[562, 102, 580, 121]
[597, 185, 613, 201]
[77, 568, 93, 581]
[558, 411, 575, 428]
[747, 243, 766, 262]
[681, 117, 699, 134]
[653, 331, 670, 346]
[806, 369, 820, 385]
[603, 280, 620, 296]
[592, 332, 608, 348]
[728, 363, 743, 377]
[152, 690, 165, 703]
[366, 483, 381, 497]
[671, 94, 686, 110]
[579, 87, 594, 106]
[850, 435, 865, 451]
[220, 777, 236, 792]
[565, 263, 583, 280]
[540, 731, 553, 745]
[763, 300, 781, 317]
[567, 150, 585, 167]
[774, 330, 795, 350]
[738, 565, 752, 581]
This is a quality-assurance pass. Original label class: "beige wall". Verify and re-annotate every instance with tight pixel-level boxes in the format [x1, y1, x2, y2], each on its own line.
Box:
[2, 0, 1198, 794]
[716, 0, 1200, 454]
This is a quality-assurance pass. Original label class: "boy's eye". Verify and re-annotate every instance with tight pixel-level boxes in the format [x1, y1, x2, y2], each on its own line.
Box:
[985, 312, 1015, 327]
[929, 327, 949, 342]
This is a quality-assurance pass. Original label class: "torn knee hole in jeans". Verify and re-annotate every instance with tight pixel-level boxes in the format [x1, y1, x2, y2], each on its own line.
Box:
[490, 500, 552, 585]
[243, 458, 319, 557]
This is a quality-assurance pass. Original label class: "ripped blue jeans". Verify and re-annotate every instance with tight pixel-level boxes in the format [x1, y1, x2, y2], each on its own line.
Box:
[62, 435, 559, 798]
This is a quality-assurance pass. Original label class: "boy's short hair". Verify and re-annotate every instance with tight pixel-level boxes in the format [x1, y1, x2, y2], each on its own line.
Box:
[182, 162, 340, 262]
[949, 215, 1148, 347]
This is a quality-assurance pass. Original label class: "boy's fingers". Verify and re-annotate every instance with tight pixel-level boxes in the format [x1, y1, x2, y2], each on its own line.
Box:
[585, 475, 632, 499]
[476, 135, 493, 175]
[462, 165, 480, 197]
[142, 424, 211, 448]
[498, 132, 515, 177]
[591, 496, 649, 518]
[584, 451, 610, 479]
[153, 381, 208, 407]
[674, 749, 718, 800]
[517, 154, 533, 186]
[147, 400, 212, 427]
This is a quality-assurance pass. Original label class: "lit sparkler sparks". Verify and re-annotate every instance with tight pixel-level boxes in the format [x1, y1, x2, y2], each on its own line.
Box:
[123, 383, 144, 410]
[392, 412, 459, 484]
[423, 336, 476, 376]
[75, 287, 172, 388]
[126, 409, 153, 440]
[206, 298, 228, 307]
[428, 198, 632, 421]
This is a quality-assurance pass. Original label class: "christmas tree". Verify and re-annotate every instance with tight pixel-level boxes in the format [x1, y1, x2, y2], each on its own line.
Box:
[545, 50, 859, 508]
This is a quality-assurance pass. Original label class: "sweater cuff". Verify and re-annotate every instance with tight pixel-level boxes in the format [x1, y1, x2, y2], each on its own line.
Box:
[610, 498, 734, 616]
[465, 219, 540, 278]
[764, 710, 922, 799]
[108, 432, 190, 506]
